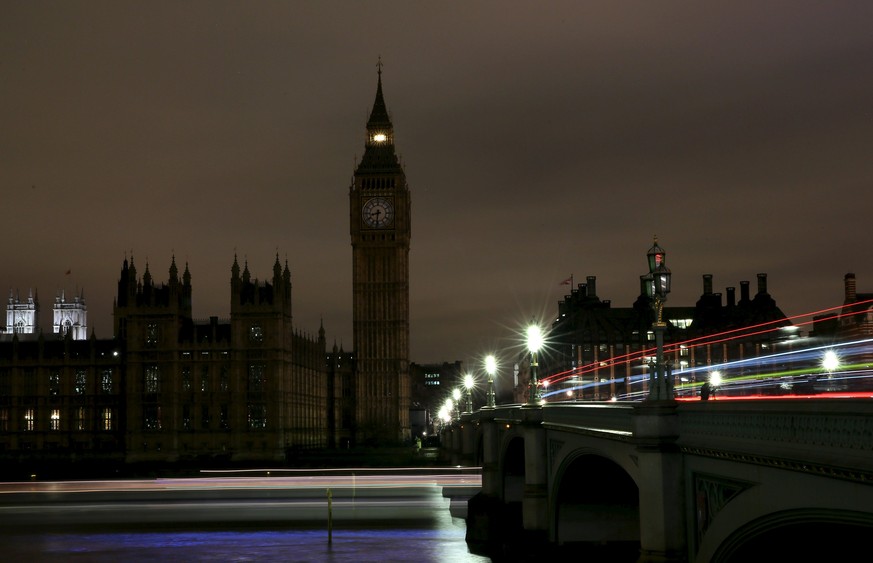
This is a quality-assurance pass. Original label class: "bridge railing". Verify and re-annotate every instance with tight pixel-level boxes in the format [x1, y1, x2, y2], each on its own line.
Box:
[469, 402, 636, 439]
[677, 399, 873, 478]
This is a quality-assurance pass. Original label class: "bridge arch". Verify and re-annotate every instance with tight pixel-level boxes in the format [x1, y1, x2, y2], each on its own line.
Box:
[501, 435, 525, 504]
[551, 450, 640, 557]
[711, 508, 873, 562]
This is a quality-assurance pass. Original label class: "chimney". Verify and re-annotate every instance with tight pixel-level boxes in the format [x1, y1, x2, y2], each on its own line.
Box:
[586, 276, 597, 299]
[703, 274, 713, 295]
[726, 287, 736, 307]
[740, 281, 750, 303]
[845, 273, 857, 303]
[757, 273, 768, 295]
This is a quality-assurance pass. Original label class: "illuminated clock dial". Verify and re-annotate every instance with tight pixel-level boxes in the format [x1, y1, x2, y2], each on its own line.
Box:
[362, 197, 394, 228]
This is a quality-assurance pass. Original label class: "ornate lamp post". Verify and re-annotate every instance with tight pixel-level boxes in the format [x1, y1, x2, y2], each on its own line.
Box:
[452, 388, 462, 419]
[526, 323, 545, 405]
[484, 354, 497, 408]
[463, 373, 474, 413]
[643, 237, 673, 401]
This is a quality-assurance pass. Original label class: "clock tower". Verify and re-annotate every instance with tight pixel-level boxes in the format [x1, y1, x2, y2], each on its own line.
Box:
[349, 63, 411, 445]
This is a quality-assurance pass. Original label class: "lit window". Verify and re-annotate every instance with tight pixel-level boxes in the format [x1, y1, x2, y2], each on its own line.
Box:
[24, 408, 35, 431]
[146, 323, 159, 347]
[248, 364, 266, 392]
[101, 369, 113, 393]
[75, 370, 87, 394]
[50, 409, 60, 431]
[247, 404, 267, 430]
[103, 408, 113, 431]
[143, 405, 160, 430]
[145, 365, 160, 393]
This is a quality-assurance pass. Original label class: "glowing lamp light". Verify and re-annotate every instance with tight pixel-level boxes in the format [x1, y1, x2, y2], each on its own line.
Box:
[526, 324, 544, 353]
[822, 350, 840, 373]
[485, 355, 497, 377]
[709, 370, 723, 387]
[452, 388, 461, 402]
[373, 133, 387, 143]
[484, 354, 497, 408]
[464, 373, 475, 390]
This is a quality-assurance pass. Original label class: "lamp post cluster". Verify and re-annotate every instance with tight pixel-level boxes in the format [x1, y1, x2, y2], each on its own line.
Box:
[642, 236, 674, 401]
[436, 237, 676, 419]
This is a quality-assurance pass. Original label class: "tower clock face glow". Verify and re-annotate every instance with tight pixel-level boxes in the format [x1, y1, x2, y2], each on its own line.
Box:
[362, 197, 394, 228]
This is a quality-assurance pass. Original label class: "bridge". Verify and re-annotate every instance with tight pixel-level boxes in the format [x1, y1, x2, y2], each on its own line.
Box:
[441, 399, 873, 562]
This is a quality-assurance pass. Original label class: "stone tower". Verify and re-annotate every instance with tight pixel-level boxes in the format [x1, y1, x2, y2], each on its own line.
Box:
[53, 289, 88, 340]
[349, 63, 412, 445]
[6, 289, 39, 335]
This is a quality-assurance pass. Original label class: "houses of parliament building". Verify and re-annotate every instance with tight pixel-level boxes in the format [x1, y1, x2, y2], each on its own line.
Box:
[0, 67, 412, 472]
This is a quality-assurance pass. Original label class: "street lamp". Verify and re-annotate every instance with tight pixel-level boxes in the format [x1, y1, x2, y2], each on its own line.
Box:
[464, 373, 474, 413]
[452, 388, 462, 419]
[822, 349, 840, 391]
[484, 354, 497, 407]
[643, 236, 673, 401]
[444, 398, 454, 424]
[526, 323, 544, 405]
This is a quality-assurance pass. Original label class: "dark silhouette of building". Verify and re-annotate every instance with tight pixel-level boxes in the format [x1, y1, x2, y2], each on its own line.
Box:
[0, 255, 330, 474]
[542, 273, 793, 399]
[0, 64, 422, 473]
[349, 64, 412, 445]
[410, 361, 464, 435]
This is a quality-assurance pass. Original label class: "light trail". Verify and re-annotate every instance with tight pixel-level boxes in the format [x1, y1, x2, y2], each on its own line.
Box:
[0, 471, 482, 495]
[539, 299, 873, 394]
[542, 336, 873, 401]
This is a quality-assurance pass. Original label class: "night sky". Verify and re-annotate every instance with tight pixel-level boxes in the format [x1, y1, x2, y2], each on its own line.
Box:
[2, 2, 872, 365]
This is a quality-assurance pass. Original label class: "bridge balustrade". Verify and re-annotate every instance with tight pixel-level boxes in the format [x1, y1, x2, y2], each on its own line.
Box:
[450, 399, 873, 562]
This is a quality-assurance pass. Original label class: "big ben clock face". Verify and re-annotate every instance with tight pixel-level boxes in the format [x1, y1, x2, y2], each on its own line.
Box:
[362, 197, 394, 228]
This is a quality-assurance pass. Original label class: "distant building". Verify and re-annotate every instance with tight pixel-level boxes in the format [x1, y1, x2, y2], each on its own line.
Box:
[4, 288, 89, 341]
[0, 64, 423, 472]
[0, 255, 332, 470]
[349, 65, 412, 445]
[540, 273, 794, 399]
[52, 290, 88, 340]
[812, 273, 873, 340]
[5, 289, 39, 336]
[410, 361, 463, 434]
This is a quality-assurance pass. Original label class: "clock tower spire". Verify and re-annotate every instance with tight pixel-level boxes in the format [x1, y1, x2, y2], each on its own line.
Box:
[349, 61, 411, 445]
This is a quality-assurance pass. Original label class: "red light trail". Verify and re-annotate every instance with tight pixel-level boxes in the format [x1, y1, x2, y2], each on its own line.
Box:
[540, 298, 873, 388]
